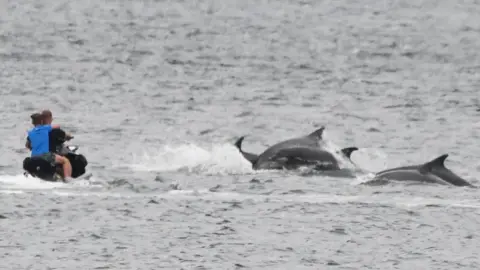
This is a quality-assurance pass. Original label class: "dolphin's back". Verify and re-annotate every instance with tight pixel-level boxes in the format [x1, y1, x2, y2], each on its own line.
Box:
[276, 147, 341, 170]
[374, 169, 439, 183]
[372, 154, 474, 187]
[254, 134, 324, 165]
[254, 142, 315, 168]
[376, 165, 419, 175]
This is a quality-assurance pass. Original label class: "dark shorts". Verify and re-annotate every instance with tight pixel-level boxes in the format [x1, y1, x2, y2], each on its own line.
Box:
[36, 152, 56, 166]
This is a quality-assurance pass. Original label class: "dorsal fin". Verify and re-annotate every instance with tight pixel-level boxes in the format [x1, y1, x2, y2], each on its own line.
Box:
[419, 154, 449, 174]
[341, 147, 359, 159]
[307, 126, 325, 140]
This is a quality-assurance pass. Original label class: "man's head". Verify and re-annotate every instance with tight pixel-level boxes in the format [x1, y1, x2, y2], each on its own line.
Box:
[30, 113, 44, 126]
[41, 110, 52, 124]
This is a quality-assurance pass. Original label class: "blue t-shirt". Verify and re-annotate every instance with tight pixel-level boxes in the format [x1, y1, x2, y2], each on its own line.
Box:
[27, 125, 52, 157]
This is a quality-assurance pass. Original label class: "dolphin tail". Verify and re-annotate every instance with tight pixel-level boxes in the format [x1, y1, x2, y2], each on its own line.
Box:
[341, 147, 359, 159]
[419, 154, 449, 174]
[234, 136, 259, 165]
[234, 136, 246, 150]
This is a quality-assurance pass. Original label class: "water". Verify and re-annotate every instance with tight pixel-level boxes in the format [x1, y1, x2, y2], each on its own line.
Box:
[1, 0, 480, 269]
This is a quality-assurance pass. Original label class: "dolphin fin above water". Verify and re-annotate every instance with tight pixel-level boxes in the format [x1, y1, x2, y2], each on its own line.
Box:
[418, 154, 449, 174]
[306, 126, 325, 140]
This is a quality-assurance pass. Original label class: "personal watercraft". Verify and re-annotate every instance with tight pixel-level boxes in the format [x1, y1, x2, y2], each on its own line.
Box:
[22, 129, 88, 182]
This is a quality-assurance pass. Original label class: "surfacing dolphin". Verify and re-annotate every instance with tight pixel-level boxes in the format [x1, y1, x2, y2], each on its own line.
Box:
[367, 154, 474, 187]
[234, 127, 359, 171]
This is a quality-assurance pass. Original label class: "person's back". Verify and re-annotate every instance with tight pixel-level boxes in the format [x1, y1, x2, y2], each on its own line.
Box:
[28, 124, 52, 157]
[25, 112, 73, 181]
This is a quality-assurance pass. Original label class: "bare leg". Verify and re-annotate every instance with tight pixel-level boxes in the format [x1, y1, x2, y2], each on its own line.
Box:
[55, 154, 72, 178]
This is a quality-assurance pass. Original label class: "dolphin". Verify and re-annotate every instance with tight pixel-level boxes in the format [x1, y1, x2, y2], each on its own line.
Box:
[234, 126, 328, 165]
[368, 154, 474, 187]
[259, 146, 359, 171]
[234, 127, 359, 171]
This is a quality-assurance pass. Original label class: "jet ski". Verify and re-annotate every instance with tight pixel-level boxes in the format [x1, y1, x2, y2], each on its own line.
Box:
[22, 129, 88, 182]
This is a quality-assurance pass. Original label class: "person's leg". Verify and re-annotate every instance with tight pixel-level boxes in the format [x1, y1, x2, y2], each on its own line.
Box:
[54, 154, 72, 178]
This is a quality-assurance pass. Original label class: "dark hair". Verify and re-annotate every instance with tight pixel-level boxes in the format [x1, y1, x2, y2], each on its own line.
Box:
[41, 110, 52, 118]
[30, 113, 43, 125]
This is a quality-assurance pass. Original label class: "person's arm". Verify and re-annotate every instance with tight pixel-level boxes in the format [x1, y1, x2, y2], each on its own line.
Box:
[50, 124, 73, 139]
[53, 126, 73, 140]
[25, 137, 31, 150]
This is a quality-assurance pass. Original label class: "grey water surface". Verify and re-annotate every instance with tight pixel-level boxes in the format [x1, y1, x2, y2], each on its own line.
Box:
[1, 0, 480, 269]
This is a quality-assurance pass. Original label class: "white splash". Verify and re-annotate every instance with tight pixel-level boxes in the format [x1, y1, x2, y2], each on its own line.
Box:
[126, 142, 256, 175]
[0, 174, 66, 190]
[0, 173, 104, 191]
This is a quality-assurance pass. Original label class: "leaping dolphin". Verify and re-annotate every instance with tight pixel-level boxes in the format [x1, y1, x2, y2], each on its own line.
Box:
[234, 127, 359, 171]
[368, 154, 474, 187]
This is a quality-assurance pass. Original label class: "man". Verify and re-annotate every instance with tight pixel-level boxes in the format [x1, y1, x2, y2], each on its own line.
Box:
[26, 113, 72, 181]
[25, 111, 62, 150]
[41, 110, 73, 153]
[41, 109, 73, 139]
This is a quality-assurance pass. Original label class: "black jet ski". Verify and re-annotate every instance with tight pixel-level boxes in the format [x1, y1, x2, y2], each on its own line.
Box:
[22, 128, 88, 182]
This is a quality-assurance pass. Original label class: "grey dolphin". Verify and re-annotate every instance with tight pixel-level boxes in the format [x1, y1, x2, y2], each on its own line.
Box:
[259, 147, 357, 171]
[253, 127, 327, 169]
[234, 127, 359, 171]
[369, 154, 474, 187]
[234, 126, 327, 166]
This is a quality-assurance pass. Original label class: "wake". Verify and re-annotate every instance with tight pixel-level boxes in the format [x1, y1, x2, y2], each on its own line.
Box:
[2, 185, 478, 211]
[0, 136, 390, 193]
[0, 173, 104, 192]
